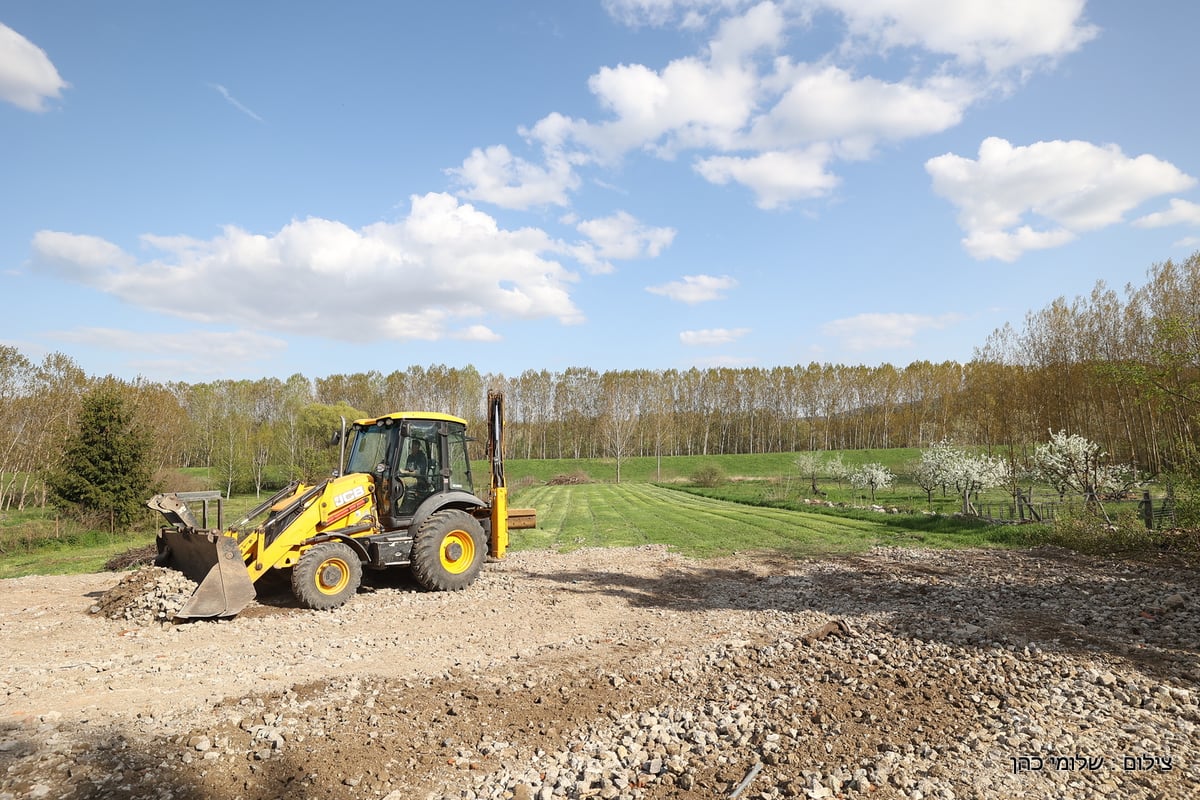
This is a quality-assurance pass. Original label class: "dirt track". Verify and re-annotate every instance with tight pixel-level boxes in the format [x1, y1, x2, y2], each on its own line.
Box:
[1, 545, 1197, 799]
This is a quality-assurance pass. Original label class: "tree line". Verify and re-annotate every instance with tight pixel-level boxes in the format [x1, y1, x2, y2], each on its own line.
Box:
[3, 251, 1200, 512]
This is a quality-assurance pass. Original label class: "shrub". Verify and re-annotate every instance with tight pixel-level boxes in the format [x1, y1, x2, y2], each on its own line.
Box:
[692, 464, 726, 488]
[1046, 505, 1161, 554]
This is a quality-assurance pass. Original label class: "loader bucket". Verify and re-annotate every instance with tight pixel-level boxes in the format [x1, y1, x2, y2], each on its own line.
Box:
[156, 529, 256, 619]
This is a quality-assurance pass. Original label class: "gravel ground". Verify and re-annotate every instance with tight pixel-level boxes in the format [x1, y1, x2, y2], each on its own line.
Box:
[0, 544, 1197, 799]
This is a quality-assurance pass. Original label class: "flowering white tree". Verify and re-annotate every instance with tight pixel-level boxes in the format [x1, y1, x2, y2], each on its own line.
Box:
[794, 452, 826, 496]
[913, 439, 1008, 514]
[827, 454, 850, 488]
[949, 451, 1010, 515]
[910, 439, 956, 506]
[1033, 430, 1138, 501]
[849, 462, 894, 503]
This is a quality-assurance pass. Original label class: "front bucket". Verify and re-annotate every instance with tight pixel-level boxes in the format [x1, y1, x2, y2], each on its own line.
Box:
[157, 529, 256, 619]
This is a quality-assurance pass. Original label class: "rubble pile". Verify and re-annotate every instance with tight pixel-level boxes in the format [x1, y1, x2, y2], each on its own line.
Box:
[90, 566, 197, 625]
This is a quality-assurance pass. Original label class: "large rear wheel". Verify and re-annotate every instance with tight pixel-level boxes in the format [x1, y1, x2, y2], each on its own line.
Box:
[411, 509, 485, 591]
[292, 542, 362, 610]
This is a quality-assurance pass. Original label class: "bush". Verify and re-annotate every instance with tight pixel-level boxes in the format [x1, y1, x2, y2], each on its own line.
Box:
[1046, 505, 1161, 554]
[692, 464, 726, 488]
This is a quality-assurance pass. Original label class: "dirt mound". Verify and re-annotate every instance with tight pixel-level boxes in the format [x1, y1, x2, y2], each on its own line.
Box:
[89, 565, 198, 625]
[546, 473, 591, 485]
[104, 543, 158, 571]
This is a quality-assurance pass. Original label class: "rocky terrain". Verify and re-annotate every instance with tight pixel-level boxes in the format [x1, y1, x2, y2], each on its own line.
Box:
[1, 544, 1196, 799]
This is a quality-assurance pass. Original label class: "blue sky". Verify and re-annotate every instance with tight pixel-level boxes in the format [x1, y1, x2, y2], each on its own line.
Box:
[3, 1, 1199, 383]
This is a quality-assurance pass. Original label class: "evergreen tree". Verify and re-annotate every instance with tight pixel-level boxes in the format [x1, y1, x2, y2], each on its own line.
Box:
[46, 386, 155, 530]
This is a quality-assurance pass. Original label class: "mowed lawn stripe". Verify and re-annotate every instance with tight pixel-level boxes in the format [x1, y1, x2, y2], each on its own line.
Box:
[511, 483, 893, 557]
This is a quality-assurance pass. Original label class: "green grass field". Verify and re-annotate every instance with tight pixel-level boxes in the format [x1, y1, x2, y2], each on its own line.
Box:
[0, 449, 1065, 578]
[509, 482, 1026, 558]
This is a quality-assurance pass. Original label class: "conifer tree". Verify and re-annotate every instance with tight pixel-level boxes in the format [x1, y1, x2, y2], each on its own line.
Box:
[46, 386, 154, 530]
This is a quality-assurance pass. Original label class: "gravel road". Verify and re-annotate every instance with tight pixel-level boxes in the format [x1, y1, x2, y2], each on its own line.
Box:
[1, 544, 1197, 799]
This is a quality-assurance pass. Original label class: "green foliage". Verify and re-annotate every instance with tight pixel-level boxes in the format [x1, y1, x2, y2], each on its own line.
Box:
[691, 464, 727, 488]
[1160, 443, 1200, 529]
[44, 386, 156, 530]
[299, 401, 366, 481]
[1043, 504, 1164, 555]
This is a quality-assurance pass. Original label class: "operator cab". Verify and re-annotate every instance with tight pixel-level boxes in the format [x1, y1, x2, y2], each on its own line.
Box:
[344, 412, 474, 530]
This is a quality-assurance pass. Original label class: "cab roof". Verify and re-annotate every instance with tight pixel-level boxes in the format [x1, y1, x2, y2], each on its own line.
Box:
[353, 411, 468, 427]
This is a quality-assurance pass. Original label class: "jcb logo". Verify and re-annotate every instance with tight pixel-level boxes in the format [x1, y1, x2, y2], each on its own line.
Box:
[332, 485, 366, 507]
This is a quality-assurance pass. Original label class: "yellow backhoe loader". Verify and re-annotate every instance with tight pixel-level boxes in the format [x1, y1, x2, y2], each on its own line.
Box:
[149, 391, 534, 619]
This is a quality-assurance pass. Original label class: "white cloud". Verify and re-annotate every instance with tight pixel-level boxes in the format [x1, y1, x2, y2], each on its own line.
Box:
[1133, 199, 1200, 229]
[926, 137, 1197, 261]
[451, 325, 503, 342]
[749, 66, 971, 157]
[448, 144, 579, 209]
[0, 23, 67, 111]
[695, 147, 838, 208]
[824, 0, 1099, 73]
[646, 273, 737, 303]
[822, 312, 964, 351]
[32, 193, 585, 342]
[570, 54, 760, 161]
[605, 0, 1096, 72]
[680, 327, 750, 345]
[576, 211, 676, 259]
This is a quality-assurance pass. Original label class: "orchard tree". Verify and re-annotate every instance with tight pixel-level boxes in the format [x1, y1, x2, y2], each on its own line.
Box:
[918, 439, 1007, 515]
[849, 462, 894, 503]
[912, 439, 957, 506]
[1033, 430, 1138, 502]
[794, 452, 826, 496]
[45, 385, 155, 530]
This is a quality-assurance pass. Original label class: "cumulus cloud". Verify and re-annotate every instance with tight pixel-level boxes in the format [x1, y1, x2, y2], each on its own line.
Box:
[606, 1, 1098, 73]
[680, 327, 750, 345]
[31, 193, 585, 342]
[695, 146, 839, 208]
[823, 0, 1098, 73]
[749, 66, 971, 156]
[822, 312, 964, 351]
[646, 273, 737, 303]
[528, 3, 984, 208]
[1133, 198, 1200, 229]
[926, 137, 1196, 261]
[576, 211, 676, 259]
[448, 144, 580, 209]
[0, 22, 67, 111]
[459, 1, 1098, 214]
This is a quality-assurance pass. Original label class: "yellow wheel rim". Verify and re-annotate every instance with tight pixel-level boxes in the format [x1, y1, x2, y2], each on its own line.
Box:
[316, 557, 351, 595]
[439, 529, 476, 574]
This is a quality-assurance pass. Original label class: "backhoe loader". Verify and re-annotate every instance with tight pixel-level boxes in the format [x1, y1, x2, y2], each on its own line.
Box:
[150, 391, 534, 619]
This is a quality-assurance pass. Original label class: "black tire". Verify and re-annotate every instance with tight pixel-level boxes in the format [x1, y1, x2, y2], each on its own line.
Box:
[411, 509, 486, 591]
[291, 542, 363, 610]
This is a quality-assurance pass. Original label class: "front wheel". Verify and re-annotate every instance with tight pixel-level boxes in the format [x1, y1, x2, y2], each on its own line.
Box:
[292, 542, 363, 610]
[411, 509, 485, 591]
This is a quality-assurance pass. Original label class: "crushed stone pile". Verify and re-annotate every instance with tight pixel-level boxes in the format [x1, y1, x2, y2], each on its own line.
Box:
[90, 566, 198, 625]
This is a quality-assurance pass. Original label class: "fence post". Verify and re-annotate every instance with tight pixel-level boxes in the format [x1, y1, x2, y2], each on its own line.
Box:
[1139, 490, 1152, 530]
